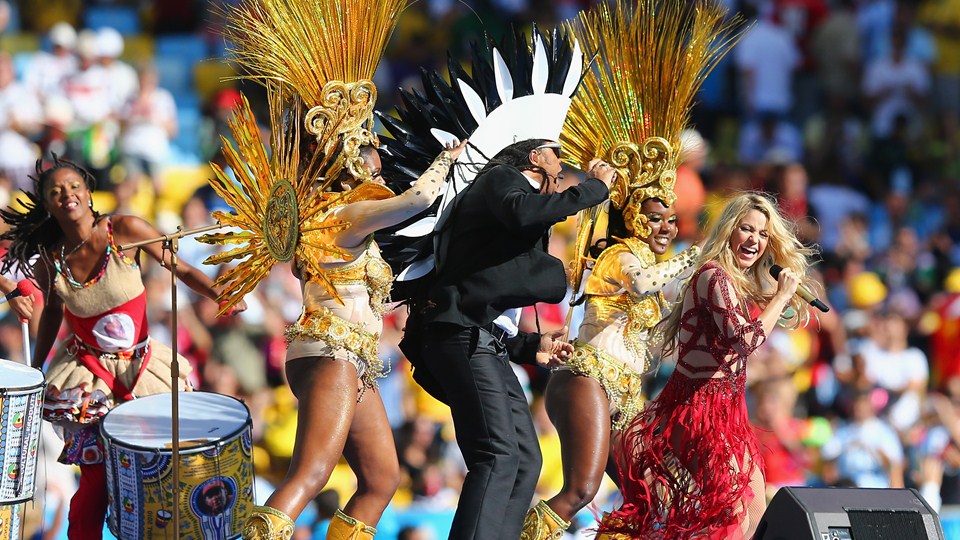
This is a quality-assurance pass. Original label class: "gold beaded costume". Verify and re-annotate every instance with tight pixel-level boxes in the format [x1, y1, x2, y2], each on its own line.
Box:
[557, 0, 745, 431]
[196, 0, 456, 537]
[557, 1, 746, 538]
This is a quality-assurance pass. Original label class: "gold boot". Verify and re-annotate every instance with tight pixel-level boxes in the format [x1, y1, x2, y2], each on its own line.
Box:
[326, 508, 377, 539]
[241, 505, 295, 540]
[520, 500, 570, 540]
[595, 511, 633, 539]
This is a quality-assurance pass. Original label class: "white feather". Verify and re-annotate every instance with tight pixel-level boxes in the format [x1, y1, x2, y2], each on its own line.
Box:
[531, 34, 549, 94]
[397, 256, 435, 281]
[562, 40, 583, 97]
[493, 48, 514, 103]
[395, 216, 437, 237]
[457, 79, 487, 124]
[430, 128, 460, 148]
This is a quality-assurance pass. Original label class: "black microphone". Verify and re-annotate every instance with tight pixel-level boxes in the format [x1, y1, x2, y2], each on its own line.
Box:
[0, 279, 36, 305]
[769, 265, 830, 313]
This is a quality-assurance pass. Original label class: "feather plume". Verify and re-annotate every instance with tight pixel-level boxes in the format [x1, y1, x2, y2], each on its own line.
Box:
[223, 0, 407, 104]
[562, 0, 746, 172]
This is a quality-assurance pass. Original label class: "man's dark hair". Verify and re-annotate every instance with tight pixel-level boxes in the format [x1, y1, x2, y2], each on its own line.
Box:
[479, 138, 552, 179]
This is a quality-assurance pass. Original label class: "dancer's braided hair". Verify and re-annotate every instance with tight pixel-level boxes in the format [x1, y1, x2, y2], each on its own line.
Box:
[0, 155, 99, 278]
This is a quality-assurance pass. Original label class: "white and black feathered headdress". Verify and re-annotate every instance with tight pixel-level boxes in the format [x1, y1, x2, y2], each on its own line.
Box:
[374, 27, 585, 295]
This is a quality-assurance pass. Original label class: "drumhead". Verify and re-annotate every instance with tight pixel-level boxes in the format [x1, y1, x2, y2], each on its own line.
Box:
[101, 392, 250, 452]
[0, 359, 44, 391]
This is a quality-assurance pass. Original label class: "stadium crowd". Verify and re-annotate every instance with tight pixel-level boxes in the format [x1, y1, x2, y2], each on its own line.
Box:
[1, 0, 960, 538]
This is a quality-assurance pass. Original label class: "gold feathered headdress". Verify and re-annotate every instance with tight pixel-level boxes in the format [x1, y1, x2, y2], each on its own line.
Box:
[197, 0, 405, 315]
[563, 0, 744, 237]
[223, 0, 407, 183]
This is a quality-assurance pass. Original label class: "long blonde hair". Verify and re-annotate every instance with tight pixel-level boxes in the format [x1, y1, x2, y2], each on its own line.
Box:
[660, 192, 819, 356]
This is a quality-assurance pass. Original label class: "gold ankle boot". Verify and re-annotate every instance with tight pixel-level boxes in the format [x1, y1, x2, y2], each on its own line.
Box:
[595, 512, 633, 539]
[326, 508, 377, 539]
[241, 505, 295, 540]
[520, 500, 570, 540]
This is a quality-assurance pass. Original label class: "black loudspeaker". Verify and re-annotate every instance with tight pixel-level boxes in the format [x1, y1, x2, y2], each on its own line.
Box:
[754, 487, 945, 540]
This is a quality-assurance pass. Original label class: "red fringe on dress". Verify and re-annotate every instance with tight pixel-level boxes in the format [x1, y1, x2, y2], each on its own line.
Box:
[599, 371, 762, 539]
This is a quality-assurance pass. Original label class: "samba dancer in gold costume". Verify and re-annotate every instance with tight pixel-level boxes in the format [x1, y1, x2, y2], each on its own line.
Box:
[522, 1, 744, 537]
[199, 1, 465, 539]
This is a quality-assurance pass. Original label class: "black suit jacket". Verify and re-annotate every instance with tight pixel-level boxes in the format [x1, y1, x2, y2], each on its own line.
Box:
[401, 164, 607, 401]
[422, 164, 609, 329]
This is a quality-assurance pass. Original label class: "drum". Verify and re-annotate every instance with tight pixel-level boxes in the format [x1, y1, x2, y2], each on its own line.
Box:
[101, 392, 255, 540]
[0, 359, 44, 504]
[0, 503, 24, 540]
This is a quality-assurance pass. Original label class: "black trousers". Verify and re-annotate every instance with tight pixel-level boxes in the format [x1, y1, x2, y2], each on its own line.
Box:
[418, 324, 541, 540]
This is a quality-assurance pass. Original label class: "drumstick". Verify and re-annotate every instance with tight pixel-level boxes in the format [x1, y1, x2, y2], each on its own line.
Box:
[21, 319, 30, 365]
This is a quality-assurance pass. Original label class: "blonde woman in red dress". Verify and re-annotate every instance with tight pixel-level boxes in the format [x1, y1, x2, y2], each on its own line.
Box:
[598, 193, 819, 539]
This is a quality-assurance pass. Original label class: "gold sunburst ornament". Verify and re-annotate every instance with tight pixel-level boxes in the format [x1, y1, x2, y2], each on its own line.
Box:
[198, 90, 358, 316]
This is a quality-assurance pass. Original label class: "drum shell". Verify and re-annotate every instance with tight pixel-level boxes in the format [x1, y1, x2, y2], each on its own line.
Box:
[0, 503, 24, 540]
[102, 393, 256, 540]
[0, 360, 45, 505]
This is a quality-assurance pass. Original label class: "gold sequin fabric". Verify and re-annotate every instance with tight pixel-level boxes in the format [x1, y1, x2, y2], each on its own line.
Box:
[284, 306, 384, 389]
[568, 340, 646, 430]
[320, 238, 394, 318]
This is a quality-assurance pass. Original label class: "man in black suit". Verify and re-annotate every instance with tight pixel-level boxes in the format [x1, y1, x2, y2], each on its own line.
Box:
[402, 138, 614, 539]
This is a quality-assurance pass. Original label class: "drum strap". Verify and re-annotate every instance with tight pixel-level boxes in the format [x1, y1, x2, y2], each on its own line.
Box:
[72, 342, 153, 402]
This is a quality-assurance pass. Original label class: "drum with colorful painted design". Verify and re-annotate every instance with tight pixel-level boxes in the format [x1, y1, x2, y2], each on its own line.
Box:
[0, 503, 23, 540]
[0, 359, 44, 504]
[101, 392, 255, 540]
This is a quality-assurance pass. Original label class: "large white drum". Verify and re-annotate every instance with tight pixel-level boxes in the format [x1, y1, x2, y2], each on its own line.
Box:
[101, 392, 255, 540]
[0, 359, 44, 504]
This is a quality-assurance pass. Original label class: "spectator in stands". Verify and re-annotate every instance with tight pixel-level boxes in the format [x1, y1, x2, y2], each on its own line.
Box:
[822, 388, 905, 488]
[25, 21, 78, 102]
[921, 377, 960, 509]
[0, 51, 43, 191]
[64, 30, 114, 183]
[807, 176, 871, 255]
[863, 28, 931, 141]
[674, 128, 708, 244]
[118, 63, 177, 200]
[924, 269, 960, 389]
[752, 377, 816, 494]
[810, 0, 861, 104]
[737, 113, 804, 165]
[919, 0, 960, 125]
[96, 27, 138, 116]
[803, 94, 868, 184]
[734, 3, 800, 119]
[850, 310, 929, 434]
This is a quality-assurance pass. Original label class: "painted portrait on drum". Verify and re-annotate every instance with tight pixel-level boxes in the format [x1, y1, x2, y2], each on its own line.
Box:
[194, 478, 236, 517]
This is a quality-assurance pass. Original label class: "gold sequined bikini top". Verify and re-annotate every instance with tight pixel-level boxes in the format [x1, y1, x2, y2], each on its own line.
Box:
[304, 236, 394, 318]
[586, 238, 666, 372]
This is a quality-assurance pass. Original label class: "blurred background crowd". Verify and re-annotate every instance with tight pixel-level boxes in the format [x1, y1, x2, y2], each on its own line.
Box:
[1, 0, 960, 538]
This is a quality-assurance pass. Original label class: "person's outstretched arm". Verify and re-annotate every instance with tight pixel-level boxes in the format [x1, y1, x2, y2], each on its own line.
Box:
[334, 141, 467, 246]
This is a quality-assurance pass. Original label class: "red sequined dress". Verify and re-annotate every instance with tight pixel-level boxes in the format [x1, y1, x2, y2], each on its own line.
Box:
[598, 262, 767, 539]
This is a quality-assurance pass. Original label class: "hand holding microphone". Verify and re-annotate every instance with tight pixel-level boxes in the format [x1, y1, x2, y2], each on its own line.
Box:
[769, 264, 830, 313]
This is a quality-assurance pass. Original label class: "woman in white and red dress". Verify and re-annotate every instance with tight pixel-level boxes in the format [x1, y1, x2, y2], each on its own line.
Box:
[0, 155, 244, 540]
[597, 193, 818, 539]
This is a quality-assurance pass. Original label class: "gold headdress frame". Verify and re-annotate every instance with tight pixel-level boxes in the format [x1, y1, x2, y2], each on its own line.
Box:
[608, 138, 678, 237]
[304, 79, 381, 182]
[222, 0, 406, 188]
[562, 0, 745, 239]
